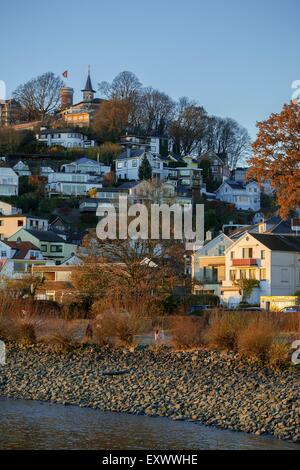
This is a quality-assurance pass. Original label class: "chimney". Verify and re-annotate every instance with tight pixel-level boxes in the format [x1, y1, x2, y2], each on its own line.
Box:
[258, 219, 266, 233]
[127, 148, 131, 158]
[206, 230, 213, 241]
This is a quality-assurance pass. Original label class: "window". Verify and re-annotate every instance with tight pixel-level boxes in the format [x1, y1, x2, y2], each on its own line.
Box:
[242, 248, 253, 258]
[240, 270, 247, 279]
[117, 162, 123, 169]
[41, 244, 47, 252]
[50, 245, 63, 253]
[1, 251, 6, 257]
[218, 245, 225, 256]
[261, 250, 265, 260]
[260, 269, 267, 281]
[230, 270, 236, 281]
[132, 159, 137, 167]
[249, 269, 256, 280]
[280, 268, 289, 283]
[0, 220, 3, 226]
[18, 220, 24, 227]
[230, 251, 235, 260]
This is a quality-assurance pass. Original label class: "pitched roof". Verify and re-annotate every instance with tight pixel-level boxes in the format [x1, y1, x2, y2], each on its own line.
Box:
[225, 180, 245, 190]
[24, 229, 65, 242]
[81, 72, 96, 93]
[117, 149, 145, 160]
[250, 234, 300, 251]
[5, 241, 41, 259]
[75, 157, 99, 165]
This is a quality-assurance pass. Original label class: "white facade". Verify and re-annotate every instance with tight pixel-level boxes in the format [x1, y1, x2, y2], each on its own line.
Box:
[120, 135, 172, 155]
[47, 172, 102, 196]
[40, 166, 54, 177]
[0, 240, 44, 280]
[215, 180, 261, 211]
[13, 161, 31, 176]
[61, 158, 111, 176]
[0, 168, 19, 196]
[116, 150, 165, 181]
[37, 129, 95, 148]
[221, 233, 300, 307]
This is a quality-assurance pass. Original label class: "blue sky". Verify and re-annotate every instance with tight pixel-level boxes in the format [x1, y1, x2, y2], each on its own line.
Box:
[1, 0, 299, 138]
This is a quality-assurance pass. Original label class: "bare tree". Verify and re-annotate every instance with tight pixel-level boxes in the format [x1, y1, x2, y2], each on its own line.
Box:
[170, 97, 208, 155]
[139, 87, 175, 135]
[13, 72, 64, 120]
[203, 116, 251, 169]
[98, 71, 142, 101]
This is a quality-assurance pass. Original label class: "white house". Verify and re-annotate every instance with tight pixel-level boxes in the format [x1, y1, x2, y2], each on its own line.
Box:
[120, 135, 172, 155]
[221, 232, 300, 307]
[13, 161, 31, 177]
[37, 128, 95, 148]
[61, 158, 111, 176]
[215, 180, 261, 212]
[40, 166, 54, 177]
[0, 240, 44, 280]
[115, 150, 165, 181]
[0, 167, 19, 196]
[47, 172, 102, 196]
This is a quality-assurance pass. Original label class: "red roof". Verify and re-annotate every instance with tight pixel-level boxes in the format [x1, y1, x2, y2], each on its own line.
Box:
[5, 241, 41, 260]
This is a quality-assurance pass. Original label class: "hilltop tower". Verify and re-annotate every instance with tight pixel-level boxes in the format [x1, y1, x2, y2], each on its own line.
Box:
[60, 86, 74, 109]
[81, 67, 96, 103]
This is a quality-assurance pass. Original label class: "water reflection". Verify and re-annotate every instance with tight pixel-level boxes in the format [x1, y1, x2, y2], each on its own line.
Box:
[0, 398, 298, 450]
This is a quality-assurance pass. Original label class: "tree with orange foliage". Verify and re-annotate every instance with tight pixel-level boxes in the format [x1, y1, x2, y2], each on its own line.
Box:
[93, 99, 132, 142]
[247, 101, 300, 218]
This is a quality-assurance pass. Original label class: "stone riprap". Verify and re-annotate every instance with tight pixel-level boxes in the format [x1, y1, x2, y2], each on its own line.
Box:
[0, 344, 299, 442]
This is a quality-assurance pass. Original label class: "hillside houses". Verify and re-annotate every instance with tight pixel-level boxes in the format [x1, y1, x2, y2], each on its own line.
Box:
[115, 149, 166, 181]
[215, 180, 261, 212]
[37, 128, 95, 149]
[8, 229, 77, 262]
[0, 167, 19, 196]
[46, 158, 111, 196]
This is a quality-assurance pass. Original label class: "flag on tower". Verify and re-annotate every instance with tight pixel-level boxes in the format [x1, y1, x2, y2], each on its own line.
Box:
[62, 70, 68, 78]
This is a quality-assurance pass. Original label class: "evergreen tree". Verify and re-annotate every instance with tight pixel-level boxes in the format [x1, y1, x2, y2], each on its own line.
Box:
[138, 156, 152, 180]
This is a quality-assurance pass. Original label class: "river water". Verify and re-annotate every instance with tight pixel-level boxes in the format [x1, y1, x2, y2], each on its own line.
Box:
[0, 398, 298, 450]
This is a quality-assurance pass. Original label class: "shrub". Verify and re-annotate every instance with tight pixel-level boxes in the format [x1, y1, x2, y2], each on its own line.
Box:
[17, 319, 37, 345]
[171, 316, 204, 349]
[268, 341, 290, 368]
[237, 318, 277, 361]
[205, 312, 248, 350]
[92, 309, 145, 347]
[40, 319, 79, 351]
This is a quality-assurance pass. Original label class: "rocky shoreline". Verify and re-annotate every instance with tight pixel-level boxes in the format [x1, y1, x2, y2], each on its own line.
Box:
[0, 343, 299, 443]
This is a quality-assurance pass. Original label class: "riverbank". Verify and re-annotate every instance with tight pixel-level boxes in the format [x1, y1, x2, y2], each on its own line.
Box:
[0, 343, 299, 443]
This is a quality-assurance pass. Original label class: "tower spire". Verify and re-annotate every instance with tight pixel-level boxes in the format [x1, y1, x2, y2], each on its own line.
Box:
[81, 67, 95, 102]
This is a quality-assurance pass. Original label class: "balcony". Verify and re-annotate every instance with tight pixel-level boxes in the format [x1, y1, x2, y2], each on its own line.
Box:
[232, 258, 258, 267]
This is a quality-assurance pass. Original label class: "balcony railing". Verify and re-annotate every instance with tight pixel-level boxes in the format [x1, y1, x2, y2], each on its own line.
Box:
[232, 258, 258, 267]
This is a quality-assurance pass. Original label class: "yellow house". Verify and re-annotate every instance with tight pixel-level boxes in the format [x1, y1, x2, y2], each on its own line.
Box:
[260, 296, 299, 312]
[0, 215, 48, 240]
[192, 233, 233, 296]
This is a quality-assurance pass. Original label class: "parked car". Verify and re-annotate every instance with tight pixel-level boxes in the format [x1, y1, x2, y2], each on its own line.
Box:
[280, 306, 300, 313]
[240, 307, 263, 312]
[188, 305, 212, 315]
